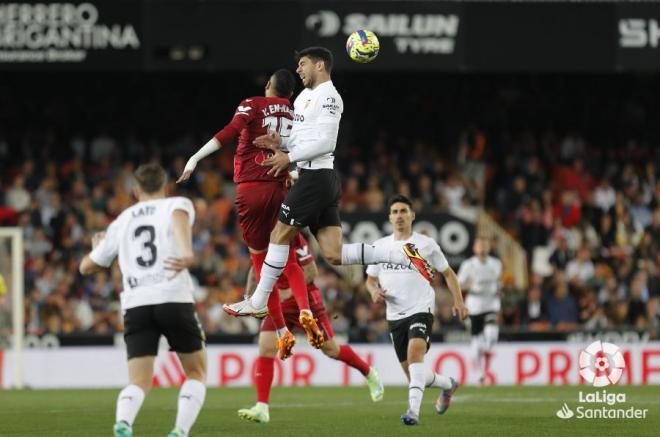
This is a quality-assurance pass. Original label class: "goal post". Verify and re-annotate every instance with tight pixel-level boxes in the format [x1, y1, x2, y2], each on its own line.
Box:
[0, 227, 24, 389]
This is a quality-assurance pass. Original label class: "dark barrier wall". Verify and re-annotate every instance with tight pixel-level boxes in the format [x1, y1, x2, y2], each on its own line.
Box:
[1, 0, 660, 71]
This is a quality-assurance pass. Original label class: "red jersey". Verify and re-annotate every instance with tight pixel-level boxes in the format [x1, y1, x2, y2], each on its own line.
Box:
[214, 96, 293, 184]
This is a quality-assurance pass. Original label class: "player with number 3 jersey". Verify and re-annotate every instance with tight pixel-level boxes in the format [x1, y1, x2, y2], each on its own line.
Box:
[80, 164, 207, 437]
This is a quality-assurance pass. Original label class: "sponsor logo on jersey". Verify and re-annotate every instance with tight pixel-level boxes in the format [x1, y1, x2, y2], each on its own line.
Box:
[254, 150, 274, 165]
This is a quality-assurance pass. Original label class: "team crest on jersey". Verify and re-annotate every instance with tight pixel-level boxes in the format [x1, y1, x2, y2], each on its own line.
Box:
[254, 150, 274, 165]
[304, 99, 311, 109]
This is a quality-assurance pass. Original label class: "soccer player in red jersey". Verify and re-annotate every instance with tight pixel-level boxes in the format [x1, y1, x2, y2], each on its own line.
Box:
[237, 233, 384, 423]
[177, 69, 324, 358]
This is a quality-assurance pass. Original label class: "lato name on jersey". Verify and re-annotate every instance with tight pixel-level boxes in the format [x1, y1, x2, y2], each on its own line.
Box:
[131, 205, 156, 218]
[261, 104, 294, 117]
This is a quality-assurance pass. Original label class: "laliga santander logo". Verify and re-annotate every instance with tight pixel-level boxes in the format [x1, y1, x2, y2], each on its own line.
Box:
[579, 341, 626, 387]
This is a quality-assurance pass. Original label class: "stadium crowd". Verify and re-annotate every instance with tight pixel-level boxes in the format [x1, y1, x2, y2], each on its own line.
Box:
[0, 72, 659, 341]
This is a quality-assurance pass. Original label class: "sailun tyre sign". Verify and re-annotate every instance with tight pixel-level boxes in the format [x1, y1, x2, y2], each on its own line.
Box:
[0, 1, 141, 66]
[302, 2, 464, 70]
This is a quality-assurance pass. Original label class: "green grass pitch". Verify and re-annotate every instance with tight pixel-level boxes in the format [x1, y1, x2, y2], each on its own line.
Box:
[0, 385, 657, 436]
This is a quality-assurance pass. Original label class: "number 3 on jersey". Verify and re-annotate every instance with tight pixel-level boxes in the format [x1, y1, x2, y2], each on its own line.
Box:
[134, 225, 157, 267]
[263, 115, 293, 138]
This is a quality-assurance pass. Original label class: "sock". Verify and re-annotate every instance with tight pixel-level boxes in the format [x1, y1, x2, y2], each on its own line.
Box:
[116, 384, 145, 426]
[255, 356, 274, 404]
[266, 286, 286, 330]
[250, 244, 289, 309]
[284, 247, 310, 311]
[334, 344, 370, 376]
[483, 324, 499, 350]
[425, 370, 453, 389]
[175, 379, 206, 435]
[471, 337, 483, 376]
[408, 363, 426, 416]
[341, 243, 410, 266]
[250, 252, 267, 280]
[251, 252, 286, 330]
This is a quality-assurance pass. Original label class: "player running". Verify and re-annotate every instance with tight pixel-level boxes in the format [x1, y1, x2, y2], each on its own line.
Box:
[224, 47, 434, 319]
[457, 236, 502, 386]
[237, 233, 384, 423]
[364, 195, 468, 426]
[80, 164, 206, 437]
[177, 69, 323, 358]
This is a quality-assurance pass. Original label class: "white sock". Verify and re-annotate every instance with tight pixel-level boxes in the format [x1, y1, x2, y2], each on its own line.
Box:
[175, 379, 206, 435]
[425, 370, 453, 390]
[257, 401, 269, 411]
[483, 324, 499, 350]
[408, 362, 425, 416]
[116, 384, 145, 426]
[276, 327, 289, 337]
[341, 243, 410, 266]
[472, 336, 484, 377]
[250, 244, 289, 309]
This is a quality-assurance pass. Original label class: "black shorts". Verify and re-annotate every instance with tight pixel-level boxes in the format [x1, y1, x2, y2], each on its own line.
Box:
[388, 312, 434, 363]
[469, 311, 497, 336]
[123, 303, 205, 359]
[279, 168, 341, 234]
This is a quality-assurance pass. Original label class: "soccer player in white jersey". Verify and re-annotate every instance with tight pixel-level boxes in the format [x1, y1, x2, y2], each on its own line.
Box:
[224, 47, 434, 319]
[365, 195, 468, 426]
[457, 236, 502, 386]
[79, 164, 206, 437]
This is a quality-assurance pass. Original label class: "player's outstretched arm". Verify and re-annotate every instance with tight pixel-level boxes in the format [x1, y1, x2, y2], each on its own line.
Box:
[177, 137, 221, 183]
[441, 267, 469, 321]
[164, 209, 196, 274]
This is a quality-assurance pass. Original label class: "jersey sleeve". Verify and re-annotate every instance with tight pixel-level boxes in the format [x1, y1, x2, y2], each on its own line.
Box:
[428, 240, 450, 273]
[365, 263, 381, 277]
[317, 92, 343, 124]
[89, 219, 121, 267]
[169, 197, 195, 225]
[214, 98, 256, 145]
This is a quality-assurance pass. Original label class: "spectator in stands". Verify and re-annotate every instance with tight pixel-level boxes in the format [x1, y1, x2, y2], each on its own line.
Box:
[547, 274, 578, 329]
[518, 285, 548, 328]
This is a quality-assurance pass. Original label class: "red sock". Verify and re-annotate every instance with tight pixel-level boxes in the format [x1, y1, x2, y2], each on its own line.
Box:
[285, 247, 310, 311]
[266, 286, 285, 330]
[335, 344, 370, 376]
[250, 252, 286, 330]
[250, 252, 267, 280]
[255, 356, 274, 403]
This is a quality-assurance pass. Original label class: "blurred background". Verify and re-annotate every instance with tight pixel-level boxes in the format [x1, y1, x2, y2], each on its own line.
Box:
[0, 0, 659, 388]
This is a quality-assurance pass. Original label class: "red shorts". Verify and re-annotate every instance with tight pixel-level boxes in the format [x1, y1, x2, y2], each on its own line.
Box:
[261, 286, 335, 340]
[235, 181, 287, 250]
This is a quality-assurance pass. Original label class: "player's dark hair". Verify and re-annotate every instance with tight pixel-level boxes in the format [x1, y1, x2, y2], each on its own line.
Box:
[134, 163, 167, 194]
[388, 194, 413, 211]
[296, 46, 333, 73]
[271, 69, 295, 98]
